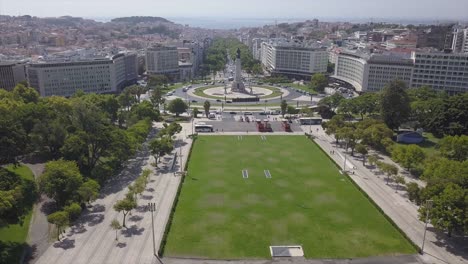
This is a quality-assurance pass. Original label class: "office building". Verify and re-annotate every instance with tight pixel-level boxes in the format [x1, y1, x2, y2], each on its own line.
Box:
[333, 50, 413, 92]
[411, 51, 468, 94]
[28, 53, 138, 97]
[261, 40, 328, 78]
[146, 45, 179, 80]
[0, 61, 27, 90]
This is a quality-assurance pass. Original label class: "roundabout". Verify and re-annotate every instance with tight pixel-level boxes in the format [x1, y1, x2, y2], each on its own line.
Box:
[187, 85, 289, 101]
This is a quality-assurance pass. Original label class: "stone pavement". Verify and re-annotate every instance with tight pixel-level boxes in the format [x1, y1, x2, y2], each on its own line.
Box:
[303, 125, 468, 264]
[34, 122, 193, 264]
[164, 255, 422, 264]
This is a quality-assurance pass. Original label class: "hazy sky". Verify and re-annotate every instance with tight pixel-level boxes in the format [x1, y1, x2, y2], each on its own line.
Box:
[1, 0, 467, 21]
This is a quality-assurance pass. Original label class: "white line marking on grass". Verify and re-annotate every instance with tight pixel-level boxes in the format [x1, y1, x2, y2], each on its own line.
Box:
[242, 169, 248, 178]
[264, 170, 271, 178]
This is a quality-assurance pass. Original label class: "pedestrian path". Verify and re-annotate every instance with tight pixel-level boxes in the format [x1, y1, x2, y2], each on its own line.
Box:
[35, 123, 193, 264]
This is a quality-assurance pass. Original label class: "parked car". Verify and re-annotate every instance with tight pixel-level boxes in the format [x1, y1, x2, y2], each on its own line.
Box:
[191, 100, 198, 103]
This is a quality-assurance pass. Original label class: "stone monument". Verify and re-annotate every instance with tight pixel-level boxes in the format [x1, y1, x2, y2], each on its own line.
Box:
[231, 48, 246, 93]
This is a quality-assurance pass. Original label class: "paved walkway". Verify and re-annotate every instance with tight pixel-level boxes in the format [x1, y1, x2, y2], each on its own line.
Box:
[35, 122, 193, 264]
[303, 125, 468, 264]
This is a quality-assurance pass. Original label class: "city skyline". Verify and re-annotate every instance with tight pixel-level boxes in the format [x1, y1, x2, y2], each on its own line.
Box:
[1, 0, 468, 22]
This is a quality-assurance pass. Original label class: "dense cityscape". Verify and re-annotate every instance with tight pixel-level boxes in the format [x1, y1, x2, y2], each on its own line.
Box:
[0, 3, 467, 264]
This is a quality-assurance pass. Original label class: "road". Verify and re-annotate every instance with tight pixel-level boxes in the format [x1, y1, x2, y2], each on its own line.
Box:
[34, 122, 194, 264]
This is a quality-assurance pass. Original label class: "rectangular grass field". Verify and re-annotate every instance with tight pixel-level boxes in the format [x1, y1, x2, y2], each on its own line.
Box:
[164, 135, 415, 259]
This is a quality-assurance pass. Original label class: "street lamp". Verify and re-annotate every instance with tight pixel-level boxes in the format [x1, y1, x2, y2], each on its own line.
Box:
[343, 140, 349, 172]
[264, 100, 268, 112]
[147, 203, 157, 256]
[421, 199, 434, 254]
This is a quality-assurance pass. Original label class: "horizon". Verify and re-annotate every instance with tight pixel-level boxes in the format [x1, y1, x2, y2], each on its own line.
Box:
[1, 0, 467, 24]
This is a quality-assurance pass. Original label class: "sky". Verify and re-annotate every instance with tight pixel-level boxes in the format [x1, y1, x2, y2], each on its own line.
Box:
[1, 0, 467, 22]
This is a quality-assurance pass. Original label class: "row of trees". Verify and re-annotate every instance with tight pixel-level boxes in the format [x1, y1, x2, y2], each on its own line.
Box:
[317, 80, 467, 137]
[320, 80, 468, 237]
[200, 38, 262, 80]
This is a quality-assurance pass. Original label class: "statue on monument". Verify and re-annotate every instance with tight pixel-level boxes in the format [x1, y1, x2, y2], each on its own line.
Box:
[231, 48, 246, 93]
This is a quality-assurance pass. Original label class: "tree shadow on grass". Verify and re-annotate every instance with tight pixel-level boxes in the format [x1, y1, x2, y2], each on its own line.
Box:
[53, 238, 75, 250]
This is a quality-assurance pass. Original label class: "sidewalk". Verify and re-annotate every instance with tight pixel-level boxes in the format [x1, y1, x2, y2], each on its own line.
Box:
[303, 125, 468, 264]
[34, 122, 193, 264]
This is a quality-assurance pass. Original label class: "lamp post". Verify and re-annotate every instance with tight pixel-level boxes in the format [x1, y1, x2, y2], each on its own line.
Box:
[343, 140, 349, 172]
[264, 100, 268, 112]
[147, 203, 156, 256]
[421, 199, 434, 254]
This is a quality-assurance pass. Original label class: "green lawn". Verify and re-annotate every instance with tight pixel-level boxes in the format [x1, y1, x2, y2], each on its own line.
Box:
[164, 136, 415, 259]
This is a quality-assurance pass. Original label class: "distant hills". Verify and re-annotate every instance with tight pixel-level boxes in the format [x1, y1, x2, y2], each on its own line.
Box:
[111, 16, 172, 24]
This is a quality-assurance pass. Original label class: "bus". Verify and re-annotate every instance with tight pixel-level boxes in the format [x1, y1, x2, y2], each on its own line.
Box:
[194, 124, 214, 132]
[299, 117, 323, 125]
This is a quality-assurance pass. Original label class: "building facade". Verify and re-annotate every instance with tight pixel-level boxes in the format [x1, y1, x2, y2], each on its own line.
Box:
[333, 49, 468, 93]
[28, 53, 138, 97]
[411, 51, 468, 94]
[333, 51, 413, 92]
[261, 40, 328, 78]
[146, 45, 179, 80]
[0, 62, 27, 90]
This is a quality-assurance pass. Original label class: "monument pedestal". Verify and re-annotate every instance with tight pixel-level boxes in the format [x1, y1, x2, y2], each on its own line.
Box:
[231, 81, 246, 93]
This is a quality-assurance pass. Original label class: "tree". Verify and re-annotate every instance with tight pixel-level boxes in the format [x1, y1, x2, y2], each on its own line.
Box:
[381, 163, 399, 185]
[149, 137, 174, 164]
[438, 135, 468, 161]
[77, 179, 100, 205]
[309, 73, 328, 92]
[380, 80, 411, 130]
[113, 197, 137, 228]
[130, 100, 160, 121]
[280, 100, 287, 117]
[30, 119, 67, 158]
[368, 154, 379, 169]
[150, 87, 163, 109]
[167, 98, 188, 117]
[39, 160, 83, 207]
[110, 219, 122, 241]
[12, 84, 39, 104]
[392, 145, 425, 171]
[47, 211, 69, 241]
[318, 93, 344, 113]
[203, 100, 211, 118]
[193, 107, 199, 118]
[127, 85, 147, 103]
[355, 144, 368, 165]
[0, 115, 27, 165]
[64, 203, 82, 221]
[394, 175, 406, 192]
[419, 183, 466, 237]
[406, 182, 421, 204]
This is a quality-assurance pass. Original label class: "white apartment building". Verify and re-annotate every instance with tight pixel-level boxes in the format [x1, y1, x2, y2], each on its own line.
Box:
[261, 40, 328, 78]
[28, 53, 138, 97]
[411, 51, 468, 93]
[333, 51, 413, 92]
[146, 45, 179, 80]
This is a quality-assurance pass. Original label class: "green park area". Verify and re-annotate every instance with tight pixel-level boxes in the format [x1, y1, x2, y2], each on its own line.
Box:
[0, 165, 35, 263]
[163, 136, 415, 259]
